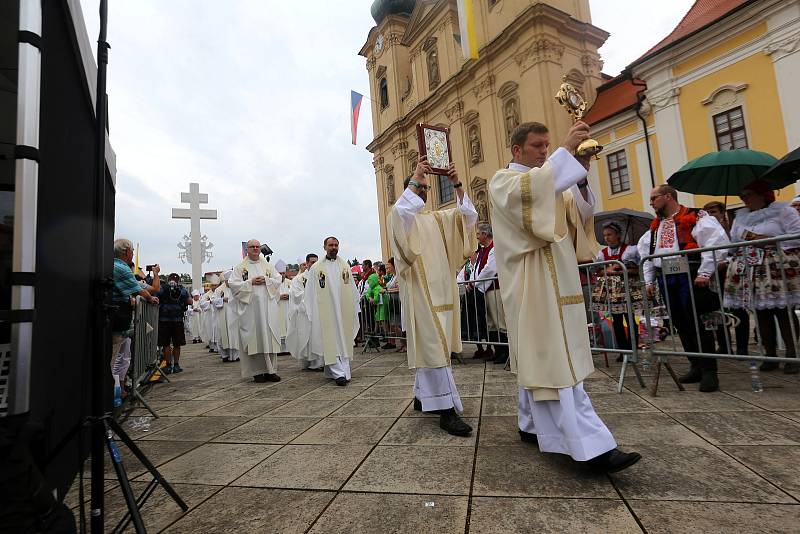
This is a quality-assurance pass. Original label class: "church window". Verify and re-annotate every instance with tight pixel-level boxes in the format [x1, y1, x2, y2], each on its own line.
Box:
[714, 107, 748, 151]
[438, 174, 455, 205]
[379, 77, 389, 110]
[607, 150, 630, 194]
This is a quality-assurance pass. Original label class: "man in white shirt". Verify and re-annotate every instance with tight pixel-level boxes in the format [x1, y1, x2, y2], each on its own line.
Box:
[473, 223, 507, 364]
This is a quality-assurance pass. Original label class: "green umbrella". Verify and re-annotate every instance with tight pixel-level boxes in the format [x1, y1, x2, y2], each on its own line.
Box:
[667, 149, 778, 196]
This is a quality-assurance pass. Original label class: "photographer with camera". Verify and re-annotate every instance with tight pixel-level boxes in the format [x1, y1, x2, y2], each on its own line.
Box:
[155, 272, 193, 373]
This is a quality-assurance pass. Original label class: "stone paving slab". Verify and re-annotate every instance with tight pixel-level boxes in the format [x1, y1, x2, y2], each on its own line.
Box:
[87, 342, 800, 533]
[468, 497, 642, 534]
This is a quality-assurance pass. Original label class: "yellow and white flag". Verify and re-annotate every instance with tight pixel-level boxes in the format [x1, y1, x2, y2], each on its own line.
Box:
[457, 0, 478, 60]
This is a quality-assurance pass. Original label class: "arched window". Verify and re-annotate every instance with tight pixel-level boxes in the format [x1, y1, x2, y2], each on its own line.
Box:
[379, 78, 389, 110]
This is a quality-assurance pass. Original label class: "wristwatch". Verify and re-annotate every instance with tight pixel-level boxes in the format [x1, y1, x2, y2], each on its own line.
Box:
[453, 182, 463, 189]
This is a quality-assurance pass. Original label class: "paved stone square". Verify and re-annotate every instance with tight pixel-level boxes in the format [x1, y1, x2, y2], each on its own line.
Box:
[68, 344, 800, 533]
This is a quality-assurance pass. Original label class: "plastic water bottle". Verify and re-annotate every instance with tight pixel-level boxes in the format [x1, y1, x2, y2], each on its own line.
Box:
[749, 362, 763, 393]
[113, 374, 122, 407]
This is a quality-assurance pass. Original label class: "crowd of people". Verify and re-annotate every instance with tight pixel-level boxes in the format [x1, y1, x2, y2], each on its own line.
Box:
[586, 181, 800, 392]
[110, 118, 800, 480]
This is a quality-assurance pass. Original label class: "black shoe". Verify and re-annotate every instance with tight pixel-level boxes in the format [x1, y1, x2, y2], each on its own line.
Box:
[760, 361, 780, 372]
[698, 370, 719, 392]
[264, 373, 281, 382]
[253, 374, 268, 383]
[615, 355, 624, 363]
[784, 362, 800, 375]
[335, 377, 348, 386]
[439, 409, 471, 437]
[413, 398, 422, 411]
[381, 342, 396, 350]
[518, 430, 539, 447]
[587, 448, 642, 473]
[678, 368, 702, 384]
[313, 367, 324, 372]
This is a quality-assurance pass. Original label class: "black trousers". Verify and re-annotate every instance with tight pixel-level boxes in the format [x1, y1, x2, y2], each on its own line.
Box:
[756, 308, 799, 358]
[611, 313, 635, 351]
[659, 272, 718, 372]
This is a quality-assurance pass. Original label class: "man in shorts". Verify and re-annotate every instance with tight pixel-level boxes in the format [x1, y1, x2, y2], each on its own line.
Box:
[157, 273, 193, 373]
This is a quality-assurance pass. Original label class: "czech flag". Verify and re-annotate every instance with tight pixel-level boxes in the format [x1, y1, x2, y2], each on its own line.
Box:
[457, 0, 478, 60]
[351, 90, 363, 145]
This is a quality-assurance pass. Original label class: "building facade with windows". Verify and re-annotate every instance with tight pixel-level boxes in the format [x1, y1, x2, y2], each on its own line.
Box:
[360, 0, 608, 257]
[585, 0, 800, 213]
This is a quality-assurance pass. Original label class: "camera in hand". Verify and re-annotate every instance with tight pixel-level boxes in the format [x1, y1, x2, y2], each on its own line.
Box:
[145, 264, 156, 271]
[260, 243, 273, 259]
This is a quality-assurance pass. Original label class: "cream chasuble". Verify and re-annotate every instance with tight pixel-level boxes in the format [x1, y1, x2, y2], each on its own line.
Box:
[488, 148, 598, 401]
[305, 257, 359, 366]
[277, 278, 291, 339]
[388, 188, 478, 369]
[213, 285, 229, 349]
[229, 258, 282, 356]
[190, 300, 201, 339]
[218, 284, 241, 351]
[199, 290, 213, 344]
[287, 271, 315, 364]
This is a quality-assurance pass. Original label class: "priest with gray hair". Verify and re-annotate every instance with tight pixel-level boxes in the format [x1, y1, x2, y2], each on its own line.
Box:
[229, 239, 283, 382]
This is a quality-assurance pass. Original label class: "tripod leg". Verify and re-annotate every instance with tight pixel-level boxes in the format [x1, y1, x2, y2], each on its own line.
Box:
[107, 418, 188, 511]
[132, 389, 159, 418]
[103, 419, 147, 533]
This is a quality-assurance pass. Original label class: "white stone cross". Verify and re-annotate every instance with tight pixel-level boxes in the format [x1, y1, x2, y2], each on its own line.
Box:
[172, 183, 217, 291]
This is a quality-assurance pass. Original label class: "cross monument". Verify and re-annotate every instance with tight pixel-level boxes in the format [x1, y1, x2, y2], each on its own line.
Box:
[172, 183, 217, 291]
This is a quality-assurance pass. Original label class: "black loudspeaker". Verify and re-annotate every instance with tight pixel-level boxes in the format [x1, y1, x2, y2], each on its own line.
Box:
[0, 0, 116, 530]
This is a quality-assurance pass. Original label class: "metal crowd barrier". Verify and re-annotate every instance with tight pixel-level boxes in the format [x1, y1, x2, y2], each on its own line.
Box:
[356, 276, 510, 366]
[639, 233, 800, 395]
[579, 259, 647, 393]
[126, 296, 162, 418]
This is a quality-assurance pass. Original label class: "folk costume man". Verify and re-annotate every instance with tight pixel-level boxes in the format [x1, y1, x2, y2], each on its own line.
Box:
[388, 156, 478, 437]
[287, 253, 323, 371]
[640, 185, 729, 391]
[488, 121, 640, 473]
[229, 239, 282, 383]
[304, 237, 360, 386]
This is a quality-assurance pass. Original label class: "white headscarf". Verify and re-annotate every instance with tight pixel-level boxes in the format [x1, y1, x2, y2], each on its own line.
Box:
[191, 289, 200, 297]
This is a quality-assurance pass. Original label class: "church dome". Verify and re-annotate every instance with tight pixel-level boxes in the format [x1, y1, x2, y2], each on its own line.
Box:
[370, 0, 416, 25]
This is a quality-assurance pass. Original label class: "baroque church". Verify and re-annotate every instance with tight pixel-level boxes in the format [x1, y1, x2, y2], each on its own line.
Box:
[360, 0, 609, 257]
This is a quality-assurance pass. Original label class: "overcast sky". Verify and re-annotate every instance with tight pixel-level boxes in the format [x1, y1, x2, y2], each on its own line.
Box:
[77, 0, 694, 276]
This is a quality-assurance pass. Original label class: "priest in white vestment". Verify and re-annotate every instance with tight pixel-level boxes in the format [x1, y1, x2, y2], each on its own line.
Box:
[199, 284, 214, 350]
[488, 120, 640, 473]
[189, 289, 202, 343]
[305, 237, 360, 386]
[218, 270, 241, 362]
[229, 239, 282, 383]
[287, 253, 323, 370]
[388, 157, 478, 437]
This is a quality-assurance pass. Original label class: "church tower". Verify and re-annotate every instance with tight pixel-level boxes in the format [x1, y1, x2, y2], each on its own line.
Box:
[359, 0, 608, 258]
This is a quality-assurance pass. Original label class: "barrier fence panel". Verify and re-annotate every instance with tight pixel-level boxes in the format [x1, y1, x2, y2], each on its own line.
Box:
[579, 259, 647, 393]
[356, 275, 510, 366]
[124, 296, 161, 418]
[639, 233, 800, 395]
